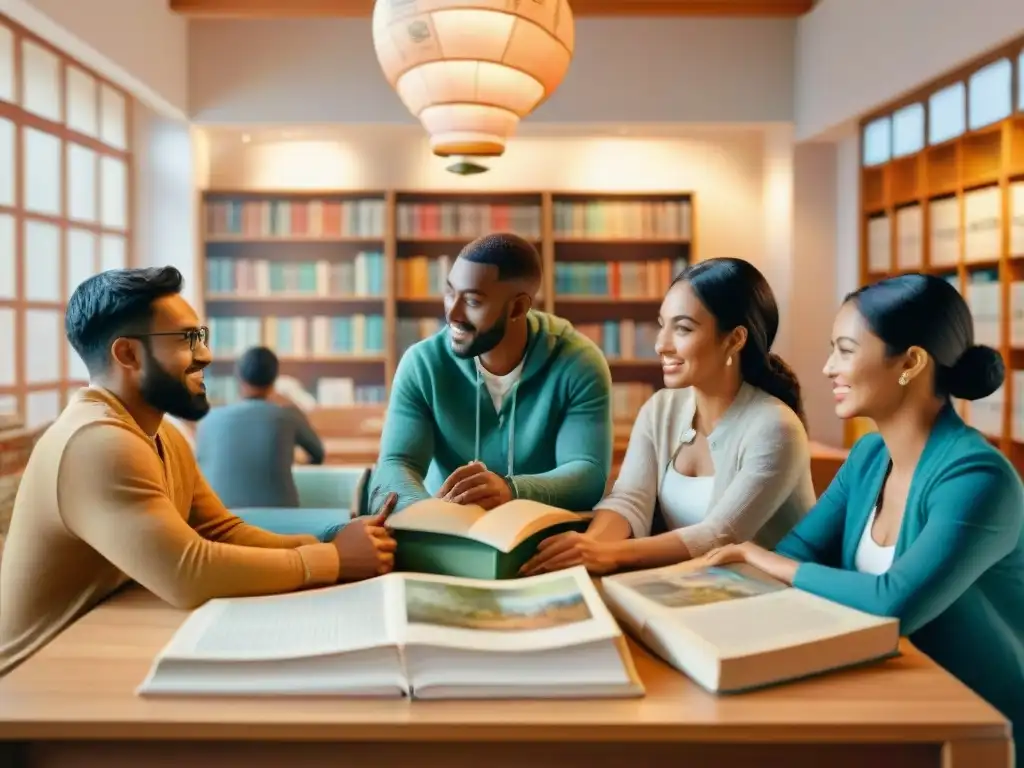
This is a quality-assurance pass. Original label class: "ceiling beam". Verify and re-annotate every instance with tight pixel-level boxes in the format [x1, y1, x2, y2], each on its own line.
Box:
[169, 0, 814, 18]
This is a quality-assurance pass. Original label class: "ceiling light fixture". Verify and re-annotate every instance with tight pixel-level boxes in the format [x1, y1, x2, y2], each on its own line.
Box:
[372, 0, 575, 160]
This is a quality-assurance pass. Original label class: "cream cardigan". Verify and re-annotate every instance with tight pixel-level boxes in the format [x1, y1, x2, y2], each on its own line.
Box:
[598, 382, 816, 556]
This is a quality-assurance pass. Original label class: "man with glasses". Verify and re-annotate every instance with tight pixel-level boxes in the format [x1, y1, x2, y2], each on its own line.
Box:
[0, 266, 395, 677]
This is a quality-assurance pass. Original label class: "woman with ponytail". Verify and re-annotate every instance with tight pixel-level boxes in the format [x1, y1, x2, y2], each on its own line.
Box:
[522, 257, 816, 575]
[704, 274, 1024, 760]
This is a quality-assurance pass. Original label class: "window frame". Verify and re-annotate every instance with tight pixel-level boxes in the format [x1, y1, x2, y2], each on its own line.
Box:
[0, 12, 133, 427]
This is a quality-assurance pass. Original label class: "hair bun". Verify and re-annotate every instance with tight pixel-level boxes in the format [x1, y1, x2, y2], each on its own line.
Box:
[947, 345, 1005, 401]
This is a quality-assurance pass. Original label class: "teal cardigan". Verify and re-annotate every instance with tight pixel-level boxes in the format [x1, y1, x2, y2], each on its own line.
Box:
[777, 405, 1024, 747]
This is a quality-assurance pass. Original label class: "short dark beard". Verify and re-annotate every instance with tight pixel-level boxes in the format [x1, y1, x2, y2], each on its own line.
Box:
[138, 347, 210, 421]
[450, 312, 509, 359]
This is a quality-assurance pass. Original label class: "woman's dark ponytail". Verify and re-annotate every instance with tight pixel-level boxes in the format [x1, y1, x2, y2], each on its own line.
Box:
[740, 351, 806, 425]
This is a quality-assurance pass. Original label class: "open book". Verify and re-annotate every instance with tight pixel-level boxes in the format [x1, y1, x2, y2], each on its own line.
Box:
[600, 562, 899, 694]
[138, 566, 644, 699]
[385, 498, 591, 580]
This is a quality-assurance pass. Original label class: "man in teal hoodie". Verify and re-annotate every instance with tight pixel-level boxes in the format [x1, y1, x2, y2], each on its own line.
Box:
[370, 233, 613, 514]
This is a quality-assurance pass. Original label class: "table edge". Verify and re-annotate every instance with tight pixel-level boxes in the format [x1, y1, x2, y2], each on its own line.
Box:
[0, 721, 1011, 744]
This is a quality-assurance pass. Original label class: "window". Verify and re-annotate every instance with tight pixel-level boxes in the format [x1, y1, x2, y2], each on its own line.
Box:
[968, 58, 1012, 130]
[863, 116, 891, 166]
[929, 82, 966, 145]
[0, 14, 133, 427]
[892, 103, 925, 157]
[1018, 50, 1024, 111]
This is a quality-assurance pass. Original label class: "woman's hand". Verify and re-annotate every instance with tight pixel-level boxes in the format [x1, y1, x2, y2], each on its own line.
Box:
[520, 532, 623, 577]
[702, 541, 800, 586]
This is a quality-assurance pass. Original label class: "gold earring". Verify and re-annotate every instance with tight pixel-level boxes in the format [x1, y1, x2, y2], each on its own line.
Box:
[726, 356, 733, 367]
[899, 372, 909, 386]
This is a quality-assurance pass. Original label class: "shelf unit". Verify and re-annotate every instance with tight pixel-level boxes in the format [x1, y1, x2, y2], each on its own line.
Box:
[855, 37, 1024, 471]
[198, 189, 695, 425]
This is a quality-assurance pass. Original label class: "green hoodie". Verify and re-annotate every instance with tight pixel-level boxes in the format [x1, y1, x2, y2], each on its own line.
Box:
[370, 311, 613, 513]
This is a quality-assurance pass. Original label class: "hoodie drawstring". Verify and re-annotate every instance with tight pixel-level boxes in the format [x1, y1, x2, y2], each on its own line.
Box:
[474, 366, 482, 462]
[473, 364, 518, 484]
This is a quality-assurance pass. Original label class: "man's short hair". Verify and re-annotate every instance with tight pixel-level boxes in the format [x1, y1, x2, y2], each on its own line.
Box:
[65, 266, 184, 376]
[236, 346, 279, 388]
[457, 232, 542, 285]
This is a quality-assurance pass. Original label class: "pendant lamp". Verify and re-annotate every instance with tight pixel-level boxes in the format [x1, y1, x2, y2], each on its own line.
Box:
[372, 0, 575, 159]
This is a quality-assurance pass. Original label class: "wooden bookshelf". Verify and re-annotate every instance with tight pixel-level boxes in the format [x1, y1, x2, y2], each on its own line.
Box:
[854, 36, 1024, 472]
[199, 189, 695, 427]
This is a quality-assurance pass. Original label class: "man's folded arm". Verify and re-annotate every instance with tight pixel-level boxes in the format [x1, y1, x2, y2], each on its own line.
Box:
[189, 467, 321, 549]
[57, 423, 340, 610]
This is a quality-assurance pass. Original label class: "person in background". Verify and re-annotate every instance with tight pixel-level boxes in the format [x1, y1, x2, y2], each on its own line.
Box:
[196, 346, 325, 508]
[702, 273, 1024, 761]
[522, 257, 815, 576]
[370, 232, 613, 514]
[0, 267, 395, 677]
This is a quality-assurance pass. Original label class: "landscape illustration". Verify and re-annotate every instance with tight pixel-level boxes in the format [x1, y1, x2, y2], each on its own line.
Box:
[629, 566, 783, 608]
[404, 575, 593, 631]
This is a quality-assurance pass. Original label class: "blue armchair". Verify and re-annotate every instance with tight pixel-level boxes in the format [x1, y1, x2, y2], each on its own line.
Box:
[231, 465, 372, 542]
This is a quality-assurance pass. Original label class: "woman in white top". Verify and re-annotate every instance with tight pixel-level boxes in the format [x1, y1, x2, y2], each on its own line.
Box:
[522, 257, 816, 576]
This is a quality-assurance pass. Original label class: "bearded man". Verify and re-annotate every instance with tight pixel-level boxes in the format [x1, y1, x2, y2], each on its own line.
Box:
[370, 233, 613, 514]
[0, 266, 395, 676]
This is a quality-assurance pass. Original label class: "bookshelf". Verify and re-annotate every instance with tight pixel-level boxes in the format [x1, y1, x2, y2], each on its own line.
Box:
[856, 36, 1024, 471]
[199, 189, 695, 427]
[200, 190, 391, 408]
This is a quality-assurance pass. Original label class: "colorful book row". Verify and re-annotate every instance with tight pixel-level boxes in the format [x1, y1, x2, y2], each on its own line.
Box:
[205, 375, 386, 407]
[553, 200, 692, 240]
[396, 203, 542, 240]
[555, 259, 687, 298]
[206, 254, 386, 297]
[397, 255, 452, 298]
[612, 382, 654, 423]
[207, 315, 386, 358]
[205, 198, 386, 239]
[576, 321, 660, 361]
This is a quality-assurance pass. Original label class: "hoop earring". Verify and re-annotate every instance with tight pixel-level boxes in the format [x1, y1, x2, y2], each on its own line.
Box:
[898, 372, 909, 386]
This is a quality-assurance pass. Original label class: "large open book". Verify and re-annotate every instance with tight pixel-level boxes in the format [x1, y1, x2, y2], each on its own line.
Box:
[138, 566, 644, 699]
[600, 563, 899, 693]
[385, 498, 591, 580]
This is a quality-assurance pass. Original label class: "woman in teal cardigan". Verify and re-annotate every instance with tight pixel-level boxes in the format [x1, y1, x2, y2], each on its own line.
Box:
[705, 274, 1024, 761]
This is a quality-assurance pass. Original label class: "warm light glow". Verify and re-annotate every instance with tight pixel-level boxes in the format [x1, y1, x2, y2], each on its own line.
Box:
[248, 141, 365, 189]
[372, 0, 574, 157]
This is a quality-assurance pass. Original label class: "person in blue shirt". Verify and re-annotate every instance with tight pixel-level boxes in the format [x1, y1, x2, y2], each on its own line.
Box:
[704, 273, 1024, 760]
[196, 346, 325, 508]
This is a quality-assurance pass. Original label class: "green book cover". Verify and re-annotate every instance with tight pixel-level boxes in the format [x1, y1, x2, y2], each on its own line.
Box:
[385, 499, 592, 581]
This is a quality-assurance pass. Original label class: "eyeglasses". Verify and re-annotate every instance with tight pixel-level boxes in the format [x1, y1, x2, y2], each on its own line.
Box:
[128, 326, 210, 351]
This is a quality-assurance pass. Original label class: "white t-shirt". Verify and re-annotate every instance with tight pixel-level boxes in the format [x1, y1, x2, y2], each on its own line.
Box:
[477, 358, 524, 412]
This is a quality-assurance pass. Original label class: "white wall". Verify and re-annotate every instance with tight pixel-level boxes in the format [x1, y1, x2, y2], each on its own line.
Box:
[833, 131, 860, 305]
[133, 104, 202, 306]
[204, 124, 767, 279]
[796, 0, 1024, 140]
[790, 141, 842, 445]
[188, 17, 796, 124]
[1, 0, 187, 118]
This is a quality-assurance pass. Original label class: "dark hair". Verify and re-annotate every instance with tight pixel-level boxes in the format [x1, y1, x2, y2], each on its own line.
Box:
[65, 266, 184, 375]
[237, 346, 280, 388]
[673, 257, 805, 423]
[845, 273, 1004, 401]
[458, 232, 542, 285]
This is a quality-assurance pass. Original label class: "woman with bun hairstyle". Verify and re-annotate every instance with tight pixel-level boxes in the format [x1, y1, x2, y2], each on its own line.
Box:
[521, 257, 816, 576]
[704, 273, 1024, 756]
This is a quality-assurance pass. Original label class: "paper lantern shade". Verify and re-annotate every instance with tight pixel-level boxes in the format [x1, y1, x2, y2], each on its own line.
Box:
[373, 0, 575, 157]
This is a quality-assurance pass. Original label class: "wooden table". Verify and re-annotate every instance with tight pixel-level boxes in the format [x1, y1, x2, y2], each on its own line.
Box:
[0, 587, 1011, 768]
